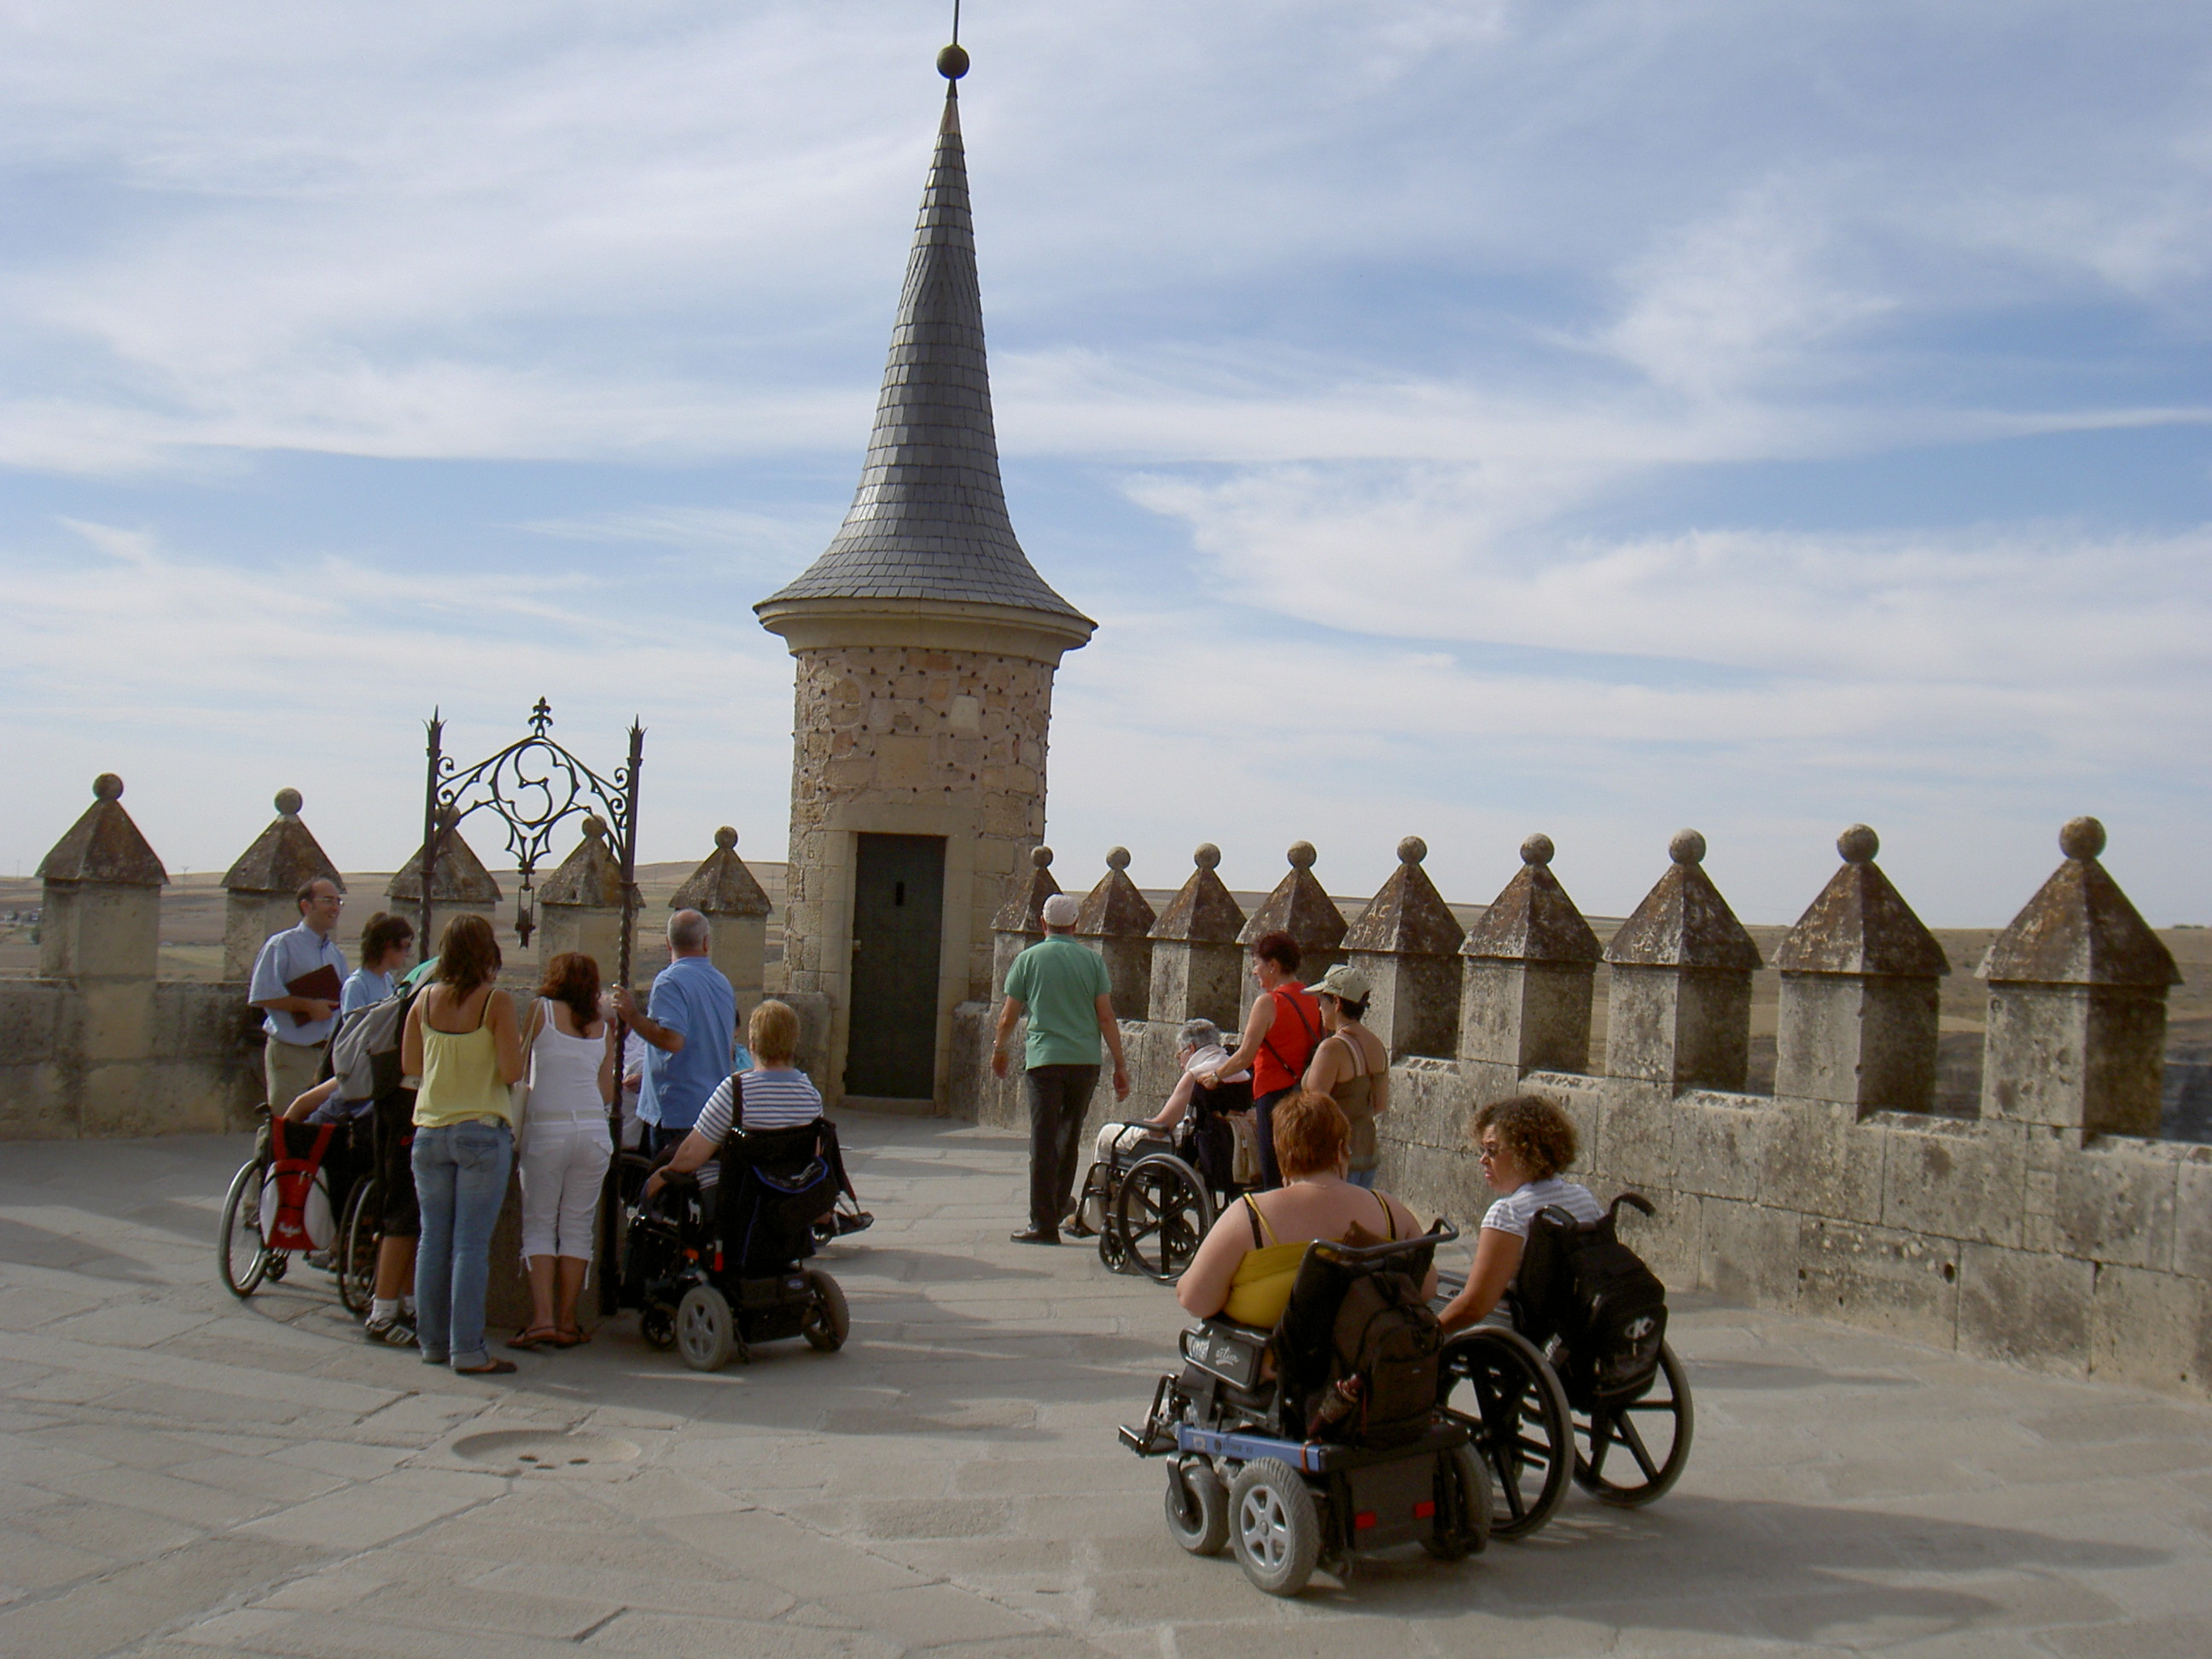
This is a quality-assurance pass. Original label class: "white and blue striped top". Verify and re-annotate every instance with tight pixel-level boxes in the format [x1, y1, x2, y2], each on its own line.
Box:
[695, 1068, 824, 1143]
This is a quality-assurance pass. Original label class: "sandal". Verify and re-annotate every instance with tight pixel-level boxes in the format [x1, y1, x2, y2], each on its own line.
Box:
[454, 1358, 518, 1377]
[550, 1326, 591, 1348]
[507, 1327, 560, 1351]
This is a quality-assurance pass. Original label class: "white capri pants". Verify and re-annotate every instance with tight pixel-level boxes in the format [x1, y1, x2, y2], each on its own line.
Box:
[519, 1125, 614, 1262]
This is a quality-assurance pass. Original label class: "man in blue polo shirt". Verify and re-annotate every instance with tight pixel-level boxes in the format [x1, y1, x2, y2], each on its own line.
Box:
[608, 908, 736, 1154]
[247, 877, 348, 1112]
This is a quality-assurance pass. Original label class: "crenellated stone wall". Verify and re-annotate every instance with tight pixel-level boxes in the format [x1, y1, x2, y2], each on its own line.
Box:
[958, 819, 2212, 1399]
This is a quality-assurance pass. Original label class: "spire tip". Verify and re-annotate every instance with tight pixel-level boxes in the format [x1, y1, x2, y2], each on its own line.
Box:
[937, 42, 969, 80]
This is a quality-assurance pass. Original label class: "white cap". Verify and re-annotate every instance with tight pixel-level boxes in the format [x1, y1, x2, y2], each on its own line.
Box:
[1040, 893, 1080, 928]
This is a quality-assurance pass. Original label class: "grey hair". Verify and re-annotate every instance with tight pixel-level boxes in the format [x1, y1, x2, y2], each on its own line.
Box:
[667, 909, 711, 952]
[1177, 1018, 1222, 1050]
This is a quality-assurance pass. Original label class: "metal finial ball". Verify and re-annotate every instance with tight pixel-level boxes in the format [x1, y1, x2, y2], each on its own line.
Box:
[1106, 847, 1131, 871]
[275, 787, 303, 818]
[937, 43, 969, 79]
[2059, 816, 2107, 861]
[1398, 835, 1427, 864]
[1031, 845, 1053, 869]
[93, 773, 124, 801]
[1668, 829, 1707, 865]
[1195, 843, 1221, 871]
[582, 814, 607, 841]
[1837, 824, 1879, 864]
[714, 826, 737, 851]
[1521, 833, 1555, 867]
[1288, 841, 1318, 870]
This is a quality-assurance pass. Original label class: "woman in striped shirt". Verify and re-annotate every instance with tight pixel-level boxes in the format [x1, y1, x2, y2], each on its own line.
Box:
[645, 1000, 822, 1201]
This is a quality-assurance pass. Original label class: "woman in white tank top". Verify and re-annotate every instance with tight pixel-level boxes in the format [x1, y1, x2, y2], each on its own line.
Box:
[512, 953, 617, 1349]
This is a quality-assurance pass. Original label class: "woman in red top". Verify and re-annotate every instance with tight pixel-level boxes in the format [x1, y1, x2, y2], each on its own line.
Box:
[1203, 929, 1322, 1190]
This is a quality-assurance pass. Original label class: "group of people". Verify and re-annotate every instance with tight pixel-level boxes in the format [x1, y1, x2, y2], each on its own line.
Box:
[247, 884, 822, 1377]
[994, 907, 1601, 1331]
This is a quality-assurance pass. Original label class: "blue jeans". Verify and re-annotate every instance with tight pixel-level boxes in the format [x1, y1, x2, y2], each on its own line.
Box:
[1345, 1167, 1377, 1190]
[412, 1120, 513, 1369]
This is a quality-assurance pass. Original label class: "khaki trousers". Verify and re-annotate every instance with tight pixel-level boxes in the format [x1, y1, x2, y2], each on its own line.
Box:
[264, 1039, 326, 1115]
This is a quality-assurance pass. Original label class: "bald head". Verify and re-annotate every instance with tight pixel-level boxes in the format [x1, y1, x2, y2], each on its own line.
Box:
[668, 910, 711, 956]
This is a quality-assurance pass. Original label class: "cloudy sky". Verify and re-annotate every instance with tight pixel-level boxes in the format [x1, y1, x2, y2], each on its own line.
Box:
[1, 1, 2206, 927]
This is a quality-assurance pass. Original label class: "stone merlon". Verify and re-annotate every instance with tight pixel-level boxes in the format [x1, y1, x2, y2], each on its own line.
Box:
[1461, 835, 1599, 964]
[672, 828, 771, 918]
[1978, 816, 2181, 988]
[221, 789, 339, 896]
[38, 774, 167, 888]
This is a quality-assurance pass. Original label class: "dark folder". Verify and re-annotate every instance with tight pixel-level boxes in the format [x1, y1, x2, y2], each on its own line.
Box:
[284, 964, 344, 1027]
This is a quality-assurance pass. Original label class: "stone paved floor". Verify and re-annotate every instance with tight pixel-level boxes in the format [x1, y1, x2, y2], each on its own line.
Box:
[4, 1119, 2212, 1659]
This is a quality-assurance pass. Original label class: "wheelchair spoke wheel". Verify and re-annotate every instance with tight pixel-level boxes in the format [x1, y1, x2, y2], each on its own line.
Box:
[802, 1270, 850, 1352]
[1113, 1155, 1213, 1284]
[1573, 1340, 1693, 1507]
[336, 1178, 379, 1315]
[639, 1307, 676, 1350]
[218, 1161, 271, 1298]
[1164, 1457, 1230, 1557]
[1228, 1458, 1321, 1597]
[1439, 1327, 1573, 1541]
[675, 1284, 737, 1372]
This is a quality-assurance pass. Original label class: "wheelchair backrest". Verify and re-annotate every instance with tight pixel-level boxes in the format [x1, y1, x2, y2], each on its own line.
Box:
[1516, 1194, 1668, 1407]
[1271, 1224, 1456, 1446]
[714, 1118, 838, 1276]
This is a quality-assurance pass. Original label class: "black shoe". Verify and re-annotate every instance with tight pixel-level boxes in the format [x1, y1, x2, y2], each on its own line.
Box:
[1010, 1227, 1061, 1246]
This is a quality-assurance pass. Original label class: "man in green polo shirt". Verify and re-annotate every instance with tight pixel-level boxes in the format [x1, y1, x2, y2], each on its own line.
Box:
[992, 893, 1130, 1244]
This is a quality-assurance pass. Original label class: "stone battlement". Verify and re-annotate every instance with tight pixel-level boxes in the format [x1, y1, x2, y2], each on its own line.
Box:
[957, 822, 2212, 1398]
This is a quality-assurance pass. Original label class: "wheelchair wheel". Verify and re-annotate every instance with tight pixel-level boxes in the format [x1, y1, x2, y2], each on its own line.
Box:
[1229, 1457, 1321, 1597]
[1097, 1223, 1131, 1272]
[1113, 1154, 1214, 1284]
[1422, 1441, 1493, 1562]
[639, 1307, 676, 1350]
[218, 1161, 271, 1299]
[676, 1284, 737, 1372]
[802, 1271, 849, 1352]
[1165, 1457, 1229, 1557]
[336, 1177, 379, 1315]
[1439, 1327, 1573, 1540]
[1573, 1340, 1694, 1506]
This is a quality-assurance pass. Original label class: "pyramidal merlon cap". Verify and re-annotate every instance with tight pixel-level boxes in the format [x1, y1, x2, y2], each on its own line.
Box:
[756, 55, 1093, 648]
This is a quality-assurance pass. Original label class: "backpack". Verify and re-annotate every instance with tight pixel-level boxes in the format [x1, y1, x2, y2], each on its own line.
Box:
[260, 1122, 337, 1252]
[1307, 1269, 1443, 1448]
[1515, 1193, 1668, 1409]
[328, 985, 414, 1103]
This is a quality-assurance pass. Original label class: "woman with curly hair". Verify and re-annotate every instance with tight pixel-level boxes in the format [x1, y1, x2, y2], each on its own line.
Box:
[1436, 1093, 1604, 1334]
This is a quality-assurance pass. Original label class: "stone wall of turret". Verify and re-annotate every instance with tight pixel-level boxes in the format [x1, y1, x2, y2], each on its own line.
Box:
[961, 821, 2212, 1399]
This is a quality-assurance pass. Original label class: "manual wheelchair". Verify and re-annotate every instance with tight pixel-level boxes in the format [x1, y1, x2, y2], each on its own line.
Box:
[218, 1104, 375, 1312]
[1433, 1191, 1695, 1541]
[616, 1119, 853, 1371]
[1121, 1222, 1490, 1598]
[1074, 1075, 1257, 1282]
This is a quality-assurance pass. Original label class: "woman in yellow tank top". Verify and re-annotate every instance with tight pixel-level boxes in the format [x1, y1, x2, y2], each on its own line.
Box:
[1178, 1091, 1433, 1329]
[400, 914, 525, 1377]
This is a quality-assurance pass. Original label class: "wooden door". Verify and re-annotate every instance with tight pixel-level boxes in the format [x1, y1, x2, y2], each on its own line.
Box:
[845, 833, 946, 1099]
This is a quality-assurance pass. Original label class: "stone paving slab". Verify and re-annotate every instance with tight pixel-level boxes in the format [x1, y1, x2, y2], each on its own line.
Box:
[4, 1120, 2212, 1657]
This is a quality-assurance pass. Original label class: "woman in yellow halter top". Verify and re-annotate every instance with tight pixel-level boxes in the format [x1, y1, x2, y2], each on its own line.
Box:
[1178, 1090, 1433, 1328]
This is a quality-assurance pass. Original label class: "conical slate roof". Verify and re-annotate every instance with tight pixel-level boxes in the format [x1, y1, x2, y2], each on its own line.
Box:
[756, 69, 1091, 632]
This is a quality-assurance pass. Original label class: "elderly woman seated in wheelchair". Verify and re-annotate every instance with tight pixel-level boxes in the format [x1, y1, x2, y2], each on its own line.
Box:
[1121, 1090, 1490, 1597]
[1074, 1019, 1255, 1278]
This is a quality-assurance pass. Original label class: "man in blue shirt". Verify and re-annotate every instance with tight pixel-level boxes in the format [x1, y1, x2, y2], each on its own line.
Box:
[248, 878, 348, 1113]
[608, 908, 736, 1154]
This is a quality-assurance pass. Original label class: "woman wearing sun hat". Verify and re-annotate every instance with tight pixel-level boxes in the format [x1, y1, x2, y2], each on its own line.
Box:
[1301, 963, 1391, 1188]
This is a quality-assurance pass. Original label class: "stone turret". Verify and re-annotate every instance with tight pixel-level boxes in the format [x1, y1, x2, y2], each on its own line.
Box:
[221, 789, 342, 981]
[1239, 842, 1348, 1020]
[754, 46, 1093, 1105]
[1978, 817, 2180, 1140]
[1775, 824, 1949, 1115]
[1343, 837, 1465, 1061]
[1077, 848, 1155, 1021]
[38, 774, 166, 983]
[671, 828, 772, 1010]
[1458, 834, 1603, 1091]
[538, 817, 632, 980]
[1148, 844, 1247, 1032]
[1604, 830, 1763, 1091]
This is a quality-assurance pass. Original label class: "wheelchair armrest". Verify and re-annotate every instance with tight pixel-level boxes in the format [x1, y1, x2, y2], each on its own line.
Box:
[655, 1168, 700, 1191]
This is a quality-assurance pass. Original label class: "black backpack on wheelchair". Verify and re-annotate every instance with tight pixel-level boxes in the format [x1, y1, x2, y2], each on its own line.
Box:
[1510, 1193, 1668, 1411]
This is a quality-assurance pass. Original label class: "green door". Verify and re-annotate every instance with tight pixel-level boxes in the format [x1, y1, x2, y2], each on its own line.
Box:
[846, 833, 946, 1099]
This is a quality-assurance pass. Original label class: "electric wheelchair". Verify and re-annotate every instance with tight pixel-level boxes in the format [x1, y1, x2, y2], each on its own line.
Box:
[617, 1119, 853, 1371]
[1074, 1074, 1257, 1282]
[1434, 1191, 1694, 1541]
[1121, 1221, 1491, 1597]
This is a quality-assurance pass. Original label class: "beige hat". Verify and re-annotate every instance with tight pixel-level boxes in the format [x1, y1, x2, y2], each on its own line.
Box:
[1040, 893, 1080, 928]
[1307, 963, 1372, 1004]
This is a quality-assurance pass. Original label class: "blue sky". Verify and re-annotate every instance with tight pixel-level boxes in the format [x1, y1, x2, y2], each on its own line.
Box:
[1, 2, 2206, 927]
